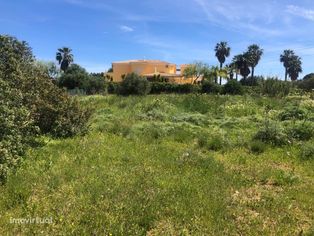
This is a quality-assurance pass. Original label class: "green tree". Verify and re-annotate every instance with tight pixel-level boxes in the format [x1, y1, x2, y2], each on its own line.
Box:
[280, 50, 295, 81]
[58, 64, 89, 90]
[56, 47, 74, 72]
[245, 44, 263, 78]
[233, 54, 250, 79]
[215, 41, 231, 85]
[36, 61, 61, 80]
[183, 62, 211, 84]
[287, 55, 302, 81]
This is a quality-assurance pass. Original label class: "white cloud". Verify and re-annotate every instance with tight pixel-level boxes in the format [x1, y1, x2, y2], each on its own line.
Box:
[119, 25, 134, 32]
[192, 0, 284, 36]
[286, 5, 314, 21]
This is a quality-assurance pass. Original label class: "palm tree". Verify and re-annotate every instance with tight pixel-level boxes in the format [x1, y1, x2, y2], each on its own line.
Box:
[206, 66, 228, 84]
[56, 47, 74, 72]
[232, 55, 242, 81]
[287, 55, 302, 81]
[245, 44, 263, 78]
[225, 63, 236, 80]
[234, 54, 250, 79]
[280, 50, 295, 81]
[215, 41, 231, 85]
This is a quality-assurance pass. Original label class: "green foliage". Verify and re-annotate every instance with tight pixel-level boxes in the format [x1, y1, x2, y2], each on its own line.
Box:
[118, 73, 151, 96]
[201, 80, 222, 94]
[0, 35, 90, 182]
[150, 82, 200, 94]
[0, 80, 36, 183]
[278, 106, 306, 121]
[223, 80, 243, 95]
[286, 122, 314, 141]
[56, 47, 73, 72]
[297, 73, 314, 91]
[182, 62, 211, 83]
[259, 78, 292, 97]
[240, 76, 263, 86]
[58, 64, 89, 90]
[198, 131, 228, 151]
[253, 123, 288, 146]
[86, 75, 106, 95]
[300, 142, 314, 161]
[107, 82, 119, 94]
[249, 140, 267, 154]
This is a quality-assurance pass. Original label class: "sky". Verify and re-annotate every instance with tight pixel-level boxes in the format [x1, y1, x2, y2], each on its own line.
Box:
[0, 0, 313, 79]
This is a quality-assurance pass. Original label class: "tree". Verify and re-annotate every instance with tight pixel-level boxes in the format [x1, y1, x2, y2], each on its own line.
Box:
[287, 55, 302, 81]
[36, 61, 61, 80]
[58, 64, 89, 90]
[225, 63, 237, 80]
[232, 55, 242, 81]
[56, 47, 74, 72]
[280, 50, 295, 81]
[183, 62, 211, 84]
[233, 54, 250, 79]
[206, 66, 228, 84]
[215, 41, 231, 85]
[245, 44, 263, 78]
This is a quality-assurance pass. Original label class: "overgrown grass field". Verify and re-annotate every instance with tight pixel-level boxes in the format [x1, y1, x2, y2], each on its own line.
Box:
[1, 94, 313, 235]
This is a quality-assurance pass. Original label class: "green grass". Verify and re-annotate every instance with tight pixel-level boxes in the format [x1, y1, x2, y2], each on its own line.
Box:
[0, 94, 313, 235]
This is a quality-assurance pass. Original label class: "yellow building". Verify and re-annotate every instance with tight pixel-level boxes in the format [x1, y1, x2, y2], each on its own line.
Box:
[106, 60, 195, 84]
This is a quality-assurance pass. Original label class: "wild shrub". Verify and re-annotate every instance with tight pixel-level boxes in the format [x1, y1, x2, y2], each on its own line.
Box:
[300, 142, 314, 161]
[58, 64, 89, 90]
[201, 80, 222, 94]
[198, 131, 228, 151]
[150, 82, 200, 94]
[253, 124, 288, 146]
[278, 106, 306, 121]
[0, 35, 91, 182]
[249, 140, 267, 154]
[118, 73, 151, 96]
[297, 73, 314, 92]
[259, 78, 292, 97]
[86, 75, 106, 95]
[240, 76, 263, 86]
[286, 122, 314, 141]
[223, 80, 243, 95]
[0, 80, 36, 183]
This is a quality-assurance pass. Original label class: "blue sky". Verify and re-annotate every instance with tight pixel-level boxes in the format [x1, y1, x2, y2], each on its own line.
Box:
[0, 0, 313, 78]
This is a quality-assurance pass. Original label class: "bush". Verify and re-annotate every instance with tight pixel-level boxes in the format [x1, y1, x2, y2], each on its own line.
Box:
[150, 82, 200, 94]
[0, 80, 36, 183]
[278, 106, 306, 121]
[297, 73, 314, 92]
[107, 82, 119, 94]
[223, 80, 243, 95]
[300, 142, 314, 161]
[259, 78, 292, 97]
[58, 64, 89, 90]
[201, 81, 222, 94]
[0, 35, 91, 182]
[253, 123, 288, 146]
[286, 122, 314, 141]
[240, 76, 263, 86]
[118, 73, 151, 96]
[249, 140, 267, 154]
[86, 75, 106, 95]
[198, 131, 227, 151]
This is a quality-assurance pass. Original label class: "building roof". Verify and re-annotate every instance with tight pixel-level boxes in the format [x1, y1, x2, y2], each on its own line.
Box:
[112, 59, 175, 65]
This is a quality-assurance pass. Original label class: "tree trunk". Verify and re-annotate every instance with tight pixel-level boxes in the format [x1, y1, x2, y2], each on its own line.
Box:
[251, 67, 254, 78]
[285, 68, 288, 81]
[219, 62, 222, 85]
[236, 73, 238, 81]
